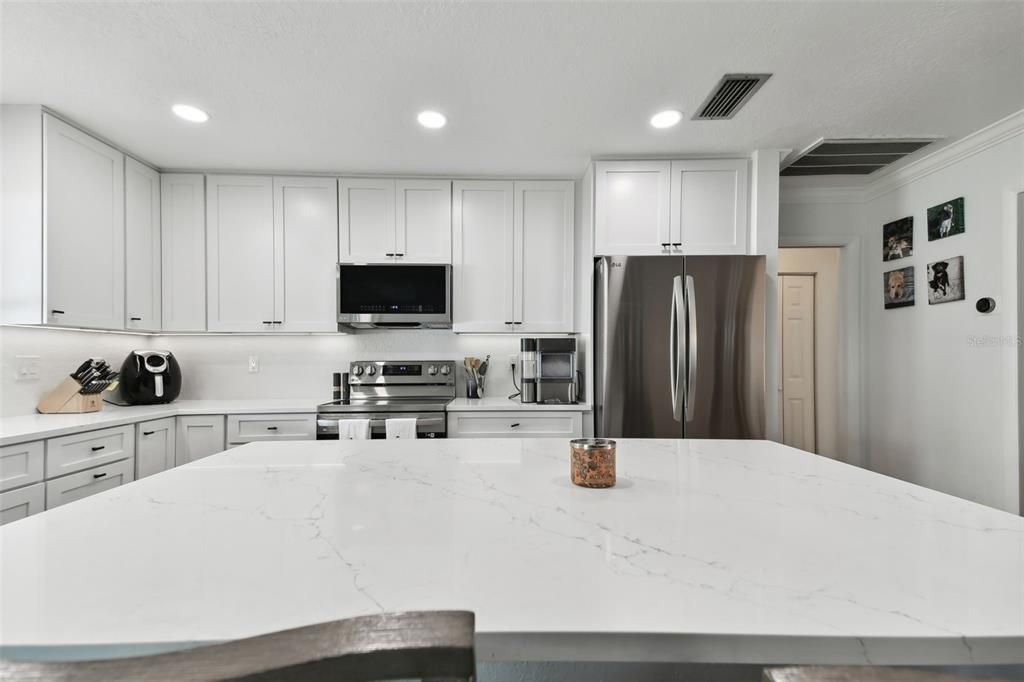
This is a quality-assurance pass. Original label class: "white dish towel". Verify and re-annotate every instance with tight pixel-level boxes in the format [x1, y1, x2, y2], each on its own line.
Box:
[337, 418, 371, 440]
[385, 417, 418, 439]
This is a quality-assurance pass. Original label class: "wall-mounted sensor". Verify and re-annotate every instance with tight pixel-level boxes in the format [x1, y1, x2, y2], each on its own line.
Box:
[975, 297, 996, 314]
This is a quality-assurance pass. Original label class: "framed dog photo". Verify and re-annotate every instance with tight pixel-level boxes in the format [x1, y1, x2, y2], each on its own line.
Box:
[883, 266, 915, 309]
[927, 197, 965, 241]
[882, 216, 913, 261]
[927, 256, 965, 305]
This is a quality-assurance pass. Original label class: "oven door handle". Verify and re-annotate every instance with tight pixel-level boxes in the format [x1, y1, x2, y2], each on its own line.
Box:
[318, 416, 444, 428]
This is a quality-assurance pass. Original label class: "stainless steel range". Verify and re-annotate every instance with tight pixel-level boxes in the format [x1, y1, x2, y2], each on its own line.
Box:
[316, 361, 455, 439]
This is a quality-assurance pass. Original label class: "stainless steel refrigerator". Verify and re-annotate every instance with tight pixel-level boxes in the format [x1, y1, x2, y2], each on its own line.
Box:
[594, 255, 766, 439]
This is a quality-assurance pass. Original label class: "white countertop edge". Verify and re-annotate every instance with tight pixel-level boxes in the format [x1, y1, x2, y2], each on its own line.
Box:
[447, 397, 591, 412]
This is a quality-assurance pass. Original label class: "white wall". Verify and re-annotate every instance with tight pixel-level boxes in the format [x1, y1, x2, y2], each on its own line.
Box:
[780, 111, 1024, 513]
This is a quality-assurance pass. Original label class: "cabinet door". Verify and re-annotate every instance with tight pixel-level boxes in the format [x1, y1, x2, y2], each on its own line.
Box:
[160, 174, 206, 331]
[338, 178, 396, 264]
[43, 114, 125, 329]
[594, 161, 672, 256]
[45, 458, 134, 509]
[0, 483, 45, 525]
[447, 412, 583, 439]
[452, 181, 515, 332]
[514, 181, 574, 333]
[206, 175, 276, 331]
[0, 441, 44, 492]
[396, 179, 451, 264]
[273, 177, 338, 332]
[125, 157, 161, 331]
[136, 417, 176, 479]
[670, 159, 748, 255]
[175, 416, 225, 466]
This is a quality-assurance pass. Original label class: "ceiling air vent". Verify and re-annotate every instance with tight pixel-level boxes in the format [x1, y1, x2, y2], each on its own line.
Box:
[693, 74, 772, 120]
[780, 138, 939, 176]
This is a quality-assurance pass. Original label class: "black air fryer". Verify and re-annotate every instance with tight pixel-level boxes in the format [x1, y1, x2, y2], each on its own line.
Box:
[113, 350, 182, 405]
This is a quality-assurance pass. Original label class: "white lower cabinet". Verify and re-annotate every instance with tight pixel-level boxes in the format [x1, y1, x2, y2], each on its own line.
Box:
[227, 413, 315, 445]
[45, 425, 135, 479]
[136, 417, 177, 479]
[0, 440, 44, 492]
[1, 483, 45, 525]
[45, 458, 135, 510]
[447, 411, 583, 438]
[176, 416, 226, 466]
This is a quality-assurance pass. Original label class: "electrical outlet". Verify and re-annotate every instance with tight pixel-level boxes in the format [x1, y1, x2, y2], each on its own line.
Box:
[508, 353, 518, 372]
[248, 355, 260, 373]
[15, 355, 41, 382]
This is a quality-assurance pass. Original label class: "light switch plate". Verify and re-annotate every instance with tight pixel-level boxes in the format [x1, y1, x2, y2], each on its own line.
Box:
[15, 355, 41, 382]
[248, 356, 260, 373]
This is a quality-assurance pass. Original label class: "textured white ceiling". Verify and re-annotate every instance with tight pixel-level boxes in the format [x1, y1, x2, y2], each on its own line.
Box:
[2, 1, 1022, 176]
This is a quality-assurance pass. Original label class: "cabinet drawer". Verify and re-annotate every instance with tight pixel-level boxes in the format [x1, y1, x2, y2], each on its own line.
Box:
[46, 425, 135, 478]
[1, 482, 45, 525]
[45, 458, 134, 510]
[447, 412, 583, 438]
[227, 414, 315, 443]
[0, 441, 45, 492]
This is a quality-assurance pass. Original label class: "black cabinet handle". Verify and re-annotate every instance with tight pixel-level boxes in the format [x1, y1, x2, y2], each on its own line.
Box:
[513, 322, 523, 325]
[51, 309, 65, 315]
[272, 321, 283, 325]
[266, 426, 278, 431]
[660, 242, 671, 247]
[130, 317, 142, 321]
[93, 472, 107, 479]
[671, 242, 682, 247]
[504, 321, 514, 325]
[510, 423, 521, 428]
[385, 253, 395, 257]
[395, 253, 405, 257]
[91, 445, 105, 452]
[142, 431, 155, 436]
[262, 320, 274, 325]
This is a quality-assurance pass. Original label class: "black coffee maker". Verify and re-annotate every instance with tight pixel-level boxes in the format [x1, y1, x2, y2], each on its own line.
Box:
[108, 350, 182, 405]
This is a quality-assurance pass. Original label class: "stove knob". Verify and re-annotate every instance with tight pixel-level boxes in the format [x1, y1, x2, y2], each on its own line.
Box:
[352, 365, 364, 376]
[439, 365, 451, 376]
[427, 365, 438, 376]
[366, 365, 377, 376]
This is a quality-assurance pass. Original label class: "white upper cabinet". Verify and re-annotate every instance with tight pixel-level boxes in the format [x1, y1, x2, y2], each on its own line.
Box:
[273, 176, 338, 332]
[396, 179, 452, 263]
[514, 181, 574, 333]
[453, 180, 574, 334]
[338, 178, 396, 264]
[206, 175, 276, 331]
[160, 174, 207, 331]
[452, 181, 515, 332]
[125, 157, 161, 331]
[594, 161, 671, 256]
[669, 159, 748, 255]
[43, 114, 125, 329]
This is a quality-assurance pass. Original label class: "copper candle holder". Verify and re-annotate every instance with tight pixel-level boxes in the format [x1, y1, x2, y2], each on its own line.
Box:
[570, 438, 616, 488]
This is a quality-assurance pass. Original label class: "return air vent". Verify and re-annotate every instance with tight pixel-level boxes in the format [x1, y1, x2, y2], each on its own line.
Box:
[781, 138, 939, 176]
[693, 74, 772, 120]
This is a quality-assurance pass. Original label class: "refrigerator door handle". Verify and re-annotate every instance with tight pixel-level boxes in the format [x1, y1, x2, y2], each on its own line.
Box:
[670, 275, 684, 422]
[685, 274, 697, 422]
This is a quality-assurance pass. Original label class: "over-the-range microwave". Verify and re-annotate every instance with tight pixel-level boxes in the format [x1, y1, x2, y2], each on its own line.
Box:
[337, 263, 452, 330]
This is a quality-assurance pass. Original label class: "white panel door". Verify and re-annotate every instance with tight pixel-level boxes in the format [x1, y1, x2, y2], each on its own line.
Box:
[124, 157, 161, 331]
[175, 416, 226, 466]
[780, 275, 816, 452]
[273, 177, 338, 332]
[670, 159, 748, 255]
[0, 483, 45, 525]
[594, 161, 671, 256]
[396, 179, 452, 264]
[160, 173, 206, 331]
[514, 181, 574, 333]
[136, 417, 176, 479]
[452, 181, 515, 332]
[43, 114, 125, 329]
[206, 175, 276, 331]
[339, 178, 396, 264]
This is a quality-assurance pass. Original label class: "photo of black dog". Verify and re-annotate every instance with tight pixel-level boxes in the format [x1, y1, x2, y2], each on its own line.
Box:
[927, 256, 965, 305]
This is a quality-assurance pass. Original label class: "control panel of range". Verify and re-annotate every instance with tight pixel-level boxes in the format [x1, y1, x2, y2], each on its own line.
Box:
[349, 360, 455, 384]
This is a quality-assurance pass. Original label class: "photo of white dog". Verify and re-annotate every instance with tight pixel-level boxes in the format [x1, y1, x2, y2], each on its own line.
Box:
[882, 216, 913, 261]
[883, 266, 915, 309]
[927, 197, 965, 241]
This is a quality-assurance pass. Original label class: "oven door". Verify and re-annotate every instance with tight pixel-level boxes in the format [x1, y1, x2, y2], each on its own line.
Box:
[337, 264, 451, 329]
[316, 412, 447, 440]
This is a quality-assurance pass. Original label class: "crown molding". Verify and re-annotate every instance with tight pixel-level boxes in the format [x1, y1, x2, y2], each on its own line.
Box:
[780, 108, 1024, 206]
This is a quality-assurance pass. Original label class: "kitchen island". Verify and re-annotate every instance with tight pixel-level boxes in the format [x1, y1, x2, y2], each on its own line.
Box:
[1, 438, 1022, 668]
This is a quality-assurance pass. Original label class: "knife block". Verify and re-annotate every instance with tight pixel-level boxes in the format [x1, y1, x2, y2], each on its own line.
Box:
[36, 377, 102, 414]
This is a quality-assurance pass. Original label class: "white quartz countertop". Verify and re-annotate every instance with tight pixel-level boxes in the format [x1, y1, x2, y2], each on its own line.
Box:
[1, 438, 1022, 665]
[447, 397, 590, 411]
[0, 399, 320, 446]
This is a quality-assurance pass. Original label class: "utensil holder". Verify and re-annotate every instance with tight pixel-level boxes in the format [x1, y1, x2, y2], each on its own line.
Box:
[466, 376, 481, 399]
[36, 377, 103, 414]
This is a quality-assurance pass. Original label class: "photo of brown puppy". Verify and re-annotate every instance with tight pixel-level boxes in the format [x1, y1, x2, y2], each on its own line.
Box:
[883, 266, 915, 309]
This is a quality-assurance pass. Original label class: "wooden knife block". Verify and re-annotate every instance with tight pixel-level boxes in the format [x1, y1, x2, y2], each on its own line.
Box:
[36, 377, 102, 414]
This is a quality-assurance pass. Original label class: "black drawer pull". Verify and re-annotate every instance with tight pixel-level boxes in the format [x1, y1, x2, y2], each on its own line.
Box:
[262, 320, 273, 325]
[671, 242, 682, 247]
[142, 431, 155, 436]
[93, 472, 107, 479]
[395, 253, 405, 257]
[510, 423, 521, 428]
[660, 242, 671, 248]
[385, 253, 395, 257]
[130, 316, 142, 321]
[91, 445, 105, 452]
[272, 321, 283, 324]
[266, 426, 278, 431]
[504, 321, 514, 325]
[512, 322, 523, 325]
[51, 309, 65, 315]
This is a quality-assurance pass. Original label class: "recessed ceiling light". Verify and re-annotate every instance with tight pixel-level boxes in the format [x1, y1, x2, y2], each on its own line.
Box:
[172, 104, 210, 123]
[650, 109, 683, 129]
[417, 110, 447, 129]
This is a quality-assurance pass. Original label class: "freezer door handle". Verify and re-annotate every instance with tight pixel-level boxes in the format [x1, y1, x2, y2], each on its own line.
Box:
[684, 274, 697, 422]
[670, 275, 684, 422]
